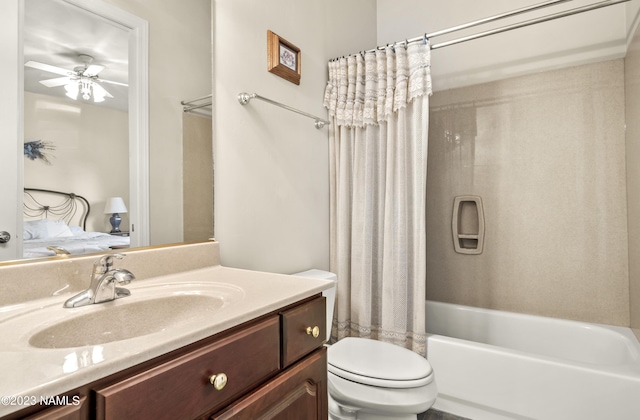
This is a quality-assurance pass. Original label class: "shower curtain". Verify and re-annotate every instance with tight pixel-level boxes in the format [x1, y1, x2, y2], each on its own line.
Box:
[323, 42, 432, 355]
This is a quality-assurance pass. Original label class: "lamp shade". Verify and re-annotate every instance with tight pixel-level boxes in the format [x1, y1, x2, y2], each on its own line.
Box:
[104, 197, 128, 214]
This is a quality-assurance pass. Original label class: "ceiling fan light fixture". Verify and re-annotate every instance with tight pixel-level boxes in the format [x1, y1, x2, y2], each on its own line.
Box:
[64, 80, 79, 100]
[92, 82, 109, 103]
[26, 56, 124, 106]
[80, 79, 92, 100]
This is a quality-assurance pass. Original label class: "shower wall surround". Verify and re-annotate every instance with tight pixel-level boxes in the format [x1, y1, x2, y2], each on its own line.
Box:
[426, 59, 629, 326]
[626, 23, 640, 340]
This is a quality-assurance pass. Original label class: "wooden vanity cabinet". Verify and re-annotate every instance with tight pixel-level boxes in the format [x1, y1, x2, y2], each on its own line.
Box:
[11, 295, 327, 420]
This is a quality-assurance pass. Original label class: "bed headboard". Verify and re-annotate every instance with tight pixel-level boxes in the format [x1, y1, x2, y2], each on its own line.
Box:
[23, 188, 91, 231]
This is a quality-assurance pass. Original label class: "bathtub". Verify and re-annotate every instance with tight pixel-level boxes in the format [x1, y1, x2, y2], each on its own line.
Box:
[425, 300, 640, 420]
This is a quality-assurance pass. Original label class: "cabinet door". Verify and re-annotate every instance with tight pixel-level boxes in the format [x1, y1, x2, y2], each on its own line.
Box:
[96, 317, 280, 420]
[212, 347, 327, 420]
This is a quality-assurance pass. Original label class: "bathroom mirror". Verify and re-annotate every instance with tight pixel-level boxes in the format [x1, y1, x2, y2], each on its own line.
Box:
[1, 0, 211, 263]
[11, 0, 148, 263]
[20, 0, 148, 261]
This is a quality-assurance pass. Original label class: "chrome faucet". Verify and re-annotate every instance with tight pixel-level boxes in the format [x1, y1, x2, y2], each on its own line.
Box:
[47, 246, 70, 255]
[63, 254, 135, 308]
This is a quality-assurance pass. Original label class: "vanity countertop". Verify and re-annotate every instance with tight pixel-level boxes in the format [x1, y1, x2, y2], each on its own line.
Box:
[0, 244, 332, 417]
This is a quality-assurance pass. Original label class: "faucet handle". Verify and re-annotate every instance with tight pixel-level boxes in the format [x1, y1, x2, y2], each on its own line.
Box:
[93, 253, 126, 274]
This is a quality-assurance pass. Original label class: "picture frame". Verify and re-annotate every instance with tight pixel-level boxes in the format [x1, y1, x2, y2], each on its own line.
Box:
[267, 30, 301, 85]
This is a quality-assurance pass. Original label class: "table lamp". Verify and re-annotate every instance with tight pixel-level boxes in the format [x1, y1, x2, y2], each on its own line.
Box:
[104, 197, 128, 233]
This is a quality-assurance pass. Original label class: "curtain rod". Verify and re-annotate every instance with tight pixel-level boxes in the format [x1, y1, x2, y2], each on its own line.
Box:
[429, 0, 574, 38]
[335, 0, 628, 58]
[432, 0, 631, 50]
[238, 92, 329, 129]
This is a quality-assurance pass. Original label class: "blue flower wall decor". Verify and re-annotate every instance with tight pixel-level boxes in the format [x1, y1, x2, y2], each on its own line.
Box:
[24, 140, 55, 164]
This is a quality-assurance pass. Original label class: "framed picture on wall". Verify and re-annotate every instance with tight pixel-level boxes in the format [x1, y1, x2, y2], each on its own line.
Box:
[267, 30, 301, 85]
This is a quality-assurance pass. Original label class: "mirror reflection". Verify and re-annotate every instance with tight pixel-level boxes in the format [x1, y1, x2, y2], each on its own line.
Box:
[22, 0, 136, 259]
[5, 0, 213, 263]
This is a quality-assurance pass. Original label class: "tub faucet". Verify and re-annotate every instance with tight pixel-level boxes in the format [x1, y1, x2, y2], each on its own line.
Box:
[63, 254, 135, 308]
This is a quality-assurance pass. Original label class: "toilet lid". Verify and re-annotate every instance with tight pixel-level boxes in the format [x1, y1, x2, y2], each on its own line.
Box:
[328, 337, 433, 388]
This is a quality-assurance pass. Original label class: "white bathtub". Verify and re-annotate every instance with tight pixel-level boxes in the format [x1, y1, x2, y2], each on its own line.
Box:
[425, 300, 640, 420]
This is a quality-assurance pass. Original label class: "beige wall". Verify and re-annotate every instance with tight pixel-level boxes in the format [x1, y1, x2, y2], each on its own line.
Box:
[626, 22, 640, 339]
[212, 0, 376, 273]
[427, 60, 629, 326]
[213, 2, 638, 332]
[104, 0, 212, 246]
[24, 92, 129, 232]
[183, 113, 213, 242]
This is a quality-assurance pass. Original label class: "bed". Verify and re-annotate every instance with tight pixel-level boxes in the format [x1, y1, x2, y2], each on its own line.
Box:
[23, 188, 130, 258]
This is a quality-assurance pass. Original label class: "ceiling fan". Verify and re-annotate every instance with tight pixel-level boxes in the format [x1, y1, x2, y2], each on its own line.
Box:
[24, 54, 127, 103]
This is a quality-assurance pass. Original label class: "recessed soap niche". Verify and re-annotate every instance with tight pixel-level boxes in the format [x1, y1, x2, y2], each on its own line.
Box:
[452, 195, 485, 255]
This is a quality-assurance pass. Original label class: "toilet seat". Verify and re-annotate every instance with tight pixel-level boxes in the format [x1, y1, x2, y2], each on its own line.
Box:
[328, 337, 433, 389]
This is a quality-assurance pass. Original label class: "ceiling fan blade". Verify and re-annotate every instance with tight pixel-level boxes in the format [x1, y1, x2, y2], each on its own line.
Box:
[93, 83, 114, 99]
[24, 61, 72, 77]
[39, 76, 72, 87]
[97, 78, 129, 87]
[83, 64, 105, 77]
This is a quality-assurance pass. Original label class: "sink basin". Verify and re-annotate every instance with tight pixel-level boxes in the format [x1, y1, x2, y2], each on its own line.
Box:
[30, 294, 224, 349]
[0, 281, 244, 350]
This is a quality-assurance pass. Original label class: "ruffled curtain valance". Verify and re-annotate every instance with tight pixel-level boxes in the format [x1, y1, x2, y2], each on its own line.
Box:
[323, 42, 432, 128]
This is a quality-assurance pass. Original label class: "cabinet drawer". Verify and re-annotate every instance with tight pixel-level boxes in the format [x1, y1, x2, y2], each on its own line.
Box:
[22, 397, 87, 420]
[281, 297, 326, 367]
[95, 317, 280, 420]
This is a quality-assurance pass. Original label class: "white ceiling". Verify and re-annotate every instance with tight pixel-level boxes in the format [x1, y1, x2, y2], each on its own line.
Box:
[23, 0, 640, 107]
[378, 0, 640, 91]
[23, 0, 129, 112]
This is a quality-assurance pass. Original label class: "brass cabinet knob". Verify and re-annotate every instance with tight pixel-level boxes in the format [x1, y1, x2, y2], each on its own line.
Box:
[209, 373, 228, 391]
[306, 326, 320, 338]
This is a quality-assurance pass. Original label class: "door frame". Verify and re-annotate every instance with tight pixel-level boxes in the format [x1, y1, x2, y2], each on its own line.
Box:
[0, 0, 24, 261]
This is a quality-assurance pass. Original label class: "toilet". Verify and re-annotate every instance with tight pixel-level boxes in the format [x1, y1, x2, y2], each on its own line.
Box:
[294, 270, 437, 420]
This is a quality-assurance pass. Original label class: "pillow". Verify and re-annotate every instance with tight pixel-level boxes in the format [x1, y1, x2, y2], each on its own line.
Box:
[46, 220, 74, 238]
[23, 219, 74, 240]
[69, 226, 85, 235]
[23, 220, 48, 240]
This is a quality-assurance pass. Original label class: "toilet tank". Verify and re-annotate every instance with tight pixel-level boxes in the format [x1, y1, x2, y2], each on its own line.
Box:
[292, 269, 336, 342]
